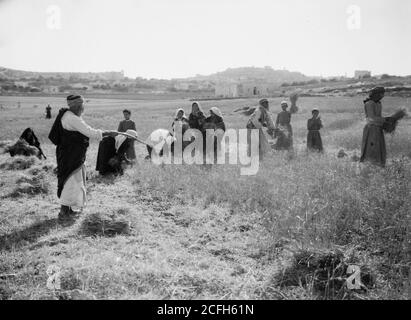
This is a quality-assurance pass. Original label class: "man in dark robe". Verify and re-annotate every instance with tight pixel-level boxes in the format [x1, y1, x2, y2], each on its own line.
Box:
[48, 95, 117, 221]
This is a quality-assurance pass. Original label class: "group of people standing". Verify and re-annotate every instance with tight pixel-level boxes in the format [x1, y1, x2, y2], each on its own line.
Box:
[48, 87, 396, 222]
[246, 98, 324, 158]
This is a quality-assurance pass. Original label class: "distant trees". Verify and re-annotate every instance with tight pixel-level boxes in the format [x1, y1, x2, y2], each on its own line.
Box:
[281, 79, 320, 87]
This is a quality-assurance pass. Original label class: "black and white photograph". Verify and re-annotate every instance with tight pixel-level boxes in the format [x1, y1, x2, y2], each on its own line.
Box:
[0, 0, 410, 304]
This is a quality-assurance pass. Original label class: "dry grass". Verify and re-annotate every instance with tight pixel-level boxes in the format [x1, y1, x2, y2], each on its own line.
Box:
[0, 156, 39, 170]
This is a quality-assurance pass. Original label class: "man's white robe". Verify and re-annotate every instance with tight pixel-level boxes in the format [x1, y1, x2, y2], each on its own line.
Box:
[60, 111, 103, 209]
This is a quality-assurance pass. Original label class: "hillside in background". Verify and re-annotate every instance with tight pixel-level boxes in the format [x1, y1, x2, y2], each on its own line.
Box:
[190, 66, 312, 84]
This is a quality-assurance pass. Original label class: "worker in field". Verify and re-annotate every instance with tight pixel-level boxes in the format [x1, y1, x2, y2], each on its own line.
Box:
[48, 95, 118, 222]
[203, 107, 226, 164]
[274, 101, 293, 150]
[171, 108, 190, 156]
[307, 108, 323, 152]
[117, 109, 137, 161]
[360, 87, 387, 167]
[45, 104, 52, 119]
[246, 98, 276, 159]
[171, 108, 190, 135]
[188, 102, 206, 132]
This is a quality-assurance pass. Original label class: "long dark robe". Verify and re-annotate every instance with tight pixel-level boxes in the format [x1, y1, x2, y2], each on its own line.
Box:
[188, 112, 206, 131]
[274, 111, 293, 150]
[48, 108, 89, 198]
[307, 118, 323, 152]
[117, 119, 137, 160]
[360, 100, 386, 167]
[46, 106, 52, 119]
[19, 128, 44, 158]
[96, 137, 130, 175]
[204, 115, 226, 163]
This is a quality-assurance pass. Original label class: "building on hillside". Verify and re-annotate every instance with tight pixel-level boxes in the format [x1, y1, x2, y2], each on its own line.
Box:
[15, 81, 29, 87]
[239, 83, 270, 96]
[215, 82, 272, 98]
[43, 85, 59, 94]
[354, 70, 371, 79]
[215, 83, 240, 98]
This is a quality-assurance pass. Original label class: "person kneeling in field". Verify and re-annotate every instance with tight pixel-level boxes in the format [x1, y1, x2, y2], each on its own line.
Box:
[96, 130, 136, 176]
[48, 95, 118, 222]
[307, 108, 323, 152]
[8, 128, 46, 159]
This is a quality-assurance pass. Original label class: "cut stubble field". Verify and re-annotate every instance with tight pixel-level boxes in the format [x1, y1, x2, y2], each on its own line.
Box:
[0, 95, 410, 300]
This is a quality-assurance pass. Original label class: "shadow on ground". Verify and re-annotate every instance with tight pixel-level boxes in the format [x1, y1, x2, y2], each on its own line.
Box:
[0, 217, 75, 251]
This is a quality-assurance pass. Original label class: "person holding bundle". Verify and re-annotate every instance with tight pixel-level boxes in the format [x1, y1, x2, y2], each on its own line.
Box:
[360, 86, 407, 167]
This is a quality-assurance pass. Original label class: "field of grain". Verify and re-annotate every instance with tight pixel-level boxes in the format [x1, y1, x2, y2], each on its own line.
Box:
[0, 95, 409, 300]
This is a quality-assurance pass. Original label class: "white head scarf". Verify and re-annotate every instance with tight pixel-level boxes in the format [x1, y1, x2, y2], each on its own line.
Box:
[210, 107, 223, 119]
[191, 102, 205, 115]
[115, 129, 138, 152]
[175, 108, 186, 119]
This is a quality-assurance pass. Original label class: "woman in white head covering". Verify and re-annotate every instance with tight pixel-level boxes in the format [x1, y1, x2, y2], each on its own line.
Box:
[172, 108, 189, 135]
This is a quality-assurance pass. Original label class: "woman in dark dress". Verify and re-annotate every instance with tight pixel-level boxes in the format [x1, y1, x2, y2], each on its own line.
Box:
[360, 87, 387, 167]
[307, 108, 323, 152]
[117, 109, 136, 160]
[188, 102, 206, 132]
[203, 107, 226, 163]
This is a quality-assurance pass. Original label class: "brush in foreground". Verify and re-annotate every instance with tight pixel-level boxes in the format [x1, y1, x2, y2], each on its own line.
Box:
[274, 248, 375, 299]
[7, 172, 50, 197]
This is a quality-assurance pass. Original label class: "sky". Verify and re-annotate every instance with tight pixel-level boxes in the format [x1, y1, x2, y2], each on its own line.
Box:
[0, 0, 410, 79]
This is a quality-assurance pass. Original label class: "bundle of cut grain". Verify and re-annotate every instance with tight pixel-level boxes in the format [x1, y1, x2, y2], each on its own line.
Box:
[233, 106, 257, 116]
[274, 248, 375, 299]
[7, 139, 39, 157]
[78, 212, 130, 237]
[0, 156, 38, 170]
[383, 108, 408, 134]
[290, 93, 299, 114]
[337, 149, 348, 158]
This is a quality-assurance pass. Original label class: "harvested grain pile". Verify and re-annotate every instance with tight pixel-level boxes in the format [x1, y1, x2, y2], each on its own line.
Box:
[0, 140, 13, 154]
[78, 212, 130, 237]
[7, 172, 50, 197]
[6, 139, 39, 157]
[274, 248, 375, 299]
[0, 156, 39, 170]
[383, 108, 408, 134]
[27, 163, 56, 176]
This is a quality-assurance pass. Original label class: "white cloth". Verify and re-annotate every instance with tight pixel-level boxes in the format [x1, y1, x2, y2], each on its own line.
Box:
[60, 165, 86, 209]
[60, 110, 102, 209]
[115, 130, 138, 152]
[61, 110, 103, 141]
[249, 106, 275, 130]
[210, 107, 223, 118]
[146, 129, 176, 154]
